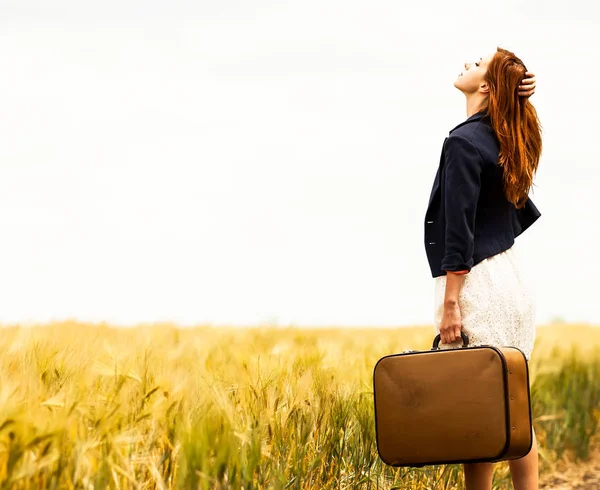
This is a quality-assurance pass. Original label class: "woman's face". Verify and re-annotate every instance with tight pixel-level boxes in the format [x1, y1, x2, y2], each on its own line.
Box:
[454, 53, 494, 94]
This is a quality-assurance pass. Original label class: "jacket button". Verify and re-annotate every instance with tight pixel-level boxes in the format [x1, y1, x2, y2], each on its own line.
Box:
[427, 221, 434, 224]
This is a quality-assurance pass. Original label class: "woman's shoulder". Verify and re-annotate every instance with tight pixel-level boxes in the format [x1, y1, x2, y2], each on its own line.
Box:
[449, 118, 498, 152]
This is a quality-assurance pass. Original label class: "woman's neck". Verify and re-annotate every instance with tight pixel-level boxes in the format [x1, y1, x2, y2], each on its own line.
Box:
[465, 94, 488, 118]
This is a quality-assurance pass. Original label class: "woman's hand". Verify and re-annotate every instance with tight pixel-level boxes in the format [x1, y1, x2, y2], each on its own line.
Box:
[440, 301, 463, 344]
[519, 71, 536, 97]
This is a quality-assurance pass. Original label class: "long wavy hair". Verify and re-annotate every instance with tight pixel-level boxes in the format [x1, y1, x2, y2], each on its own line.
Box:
[483, 47, 542, 209]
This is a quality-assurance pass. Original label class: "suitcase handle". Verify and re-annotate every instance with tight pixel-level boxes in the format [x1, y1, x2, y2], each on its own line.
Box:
[431, 332, 469, 349]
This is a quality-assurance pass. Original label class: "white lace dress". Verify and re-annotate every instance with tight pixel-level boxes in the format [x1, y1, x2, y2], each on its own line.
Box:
[432, 240, 537, 361]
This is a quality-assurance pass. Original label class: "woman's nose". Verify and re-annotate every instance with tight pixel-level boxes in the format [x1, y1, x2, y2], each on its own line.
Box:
[464, 62, 471, 70]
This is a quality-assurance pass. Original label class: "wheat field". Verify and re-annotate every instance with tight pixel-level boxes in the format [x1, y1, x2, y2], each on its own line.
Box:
[0, 321, 598, 489]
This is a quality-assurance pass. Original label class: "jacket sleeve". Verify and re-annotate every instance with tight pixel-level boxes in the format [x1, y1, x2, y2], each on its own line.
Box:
[440, 135, 483, 274]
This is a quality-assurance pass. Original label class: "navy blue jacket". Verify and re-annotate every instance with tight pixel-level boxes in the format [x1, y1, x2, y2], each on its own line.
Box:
[424, 110, 541, 278]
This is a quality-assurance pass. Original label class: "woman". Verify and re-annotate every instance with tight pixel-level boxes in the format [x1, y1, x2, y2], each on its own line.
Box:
[423, 47, 542, 489]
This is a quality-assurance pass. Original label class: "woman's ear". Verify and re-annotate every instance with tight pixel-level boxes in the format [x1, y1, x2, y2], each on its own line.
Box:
[479, 82, 490, 94]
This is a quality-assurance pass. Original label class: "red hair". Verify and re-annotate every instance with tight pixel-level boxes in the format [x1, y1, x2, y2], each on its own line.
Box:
[483, 47, 542, 209]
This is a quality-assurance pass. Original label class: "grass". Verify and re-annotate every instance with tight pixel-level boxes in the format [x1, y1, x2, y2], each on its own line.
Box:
[0, 320, 598, 489]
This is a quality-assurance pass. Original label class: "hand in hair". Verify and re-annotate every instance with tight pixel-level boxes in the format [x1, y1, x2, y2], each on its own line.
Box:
[518, 71, 536, 97]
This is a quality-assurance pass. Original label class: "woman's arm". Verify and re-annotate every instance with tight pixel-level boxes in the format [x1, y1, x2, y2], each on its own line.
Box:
[439, 271, 466, 344]
[438, 134, 483, 344]
[440, 135, 483, 274]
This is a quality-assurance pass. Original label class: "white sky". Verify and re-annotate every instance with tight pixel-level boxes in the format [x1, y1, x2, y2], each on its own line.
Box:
[1, 0, 598, 327]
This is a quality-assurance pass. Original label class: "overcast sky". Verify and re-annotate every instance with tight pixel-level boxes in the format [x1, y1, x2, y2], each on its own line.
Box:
[0, 0, 598, 328]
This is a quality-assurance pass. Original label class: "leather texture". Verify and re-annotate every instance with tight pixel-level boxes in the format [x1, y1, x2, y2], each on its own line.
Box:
[373, 341, 532, 467]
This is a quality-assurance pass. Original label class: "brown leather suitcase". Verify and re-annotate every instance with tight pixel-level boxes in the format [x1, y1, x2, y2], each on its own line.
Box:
[373, 332, 533, 467]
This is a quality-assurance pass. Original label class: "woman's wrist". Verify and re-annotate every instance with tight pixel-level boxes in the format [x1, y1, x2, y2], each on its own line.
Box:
[444, 270, 465, 307]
